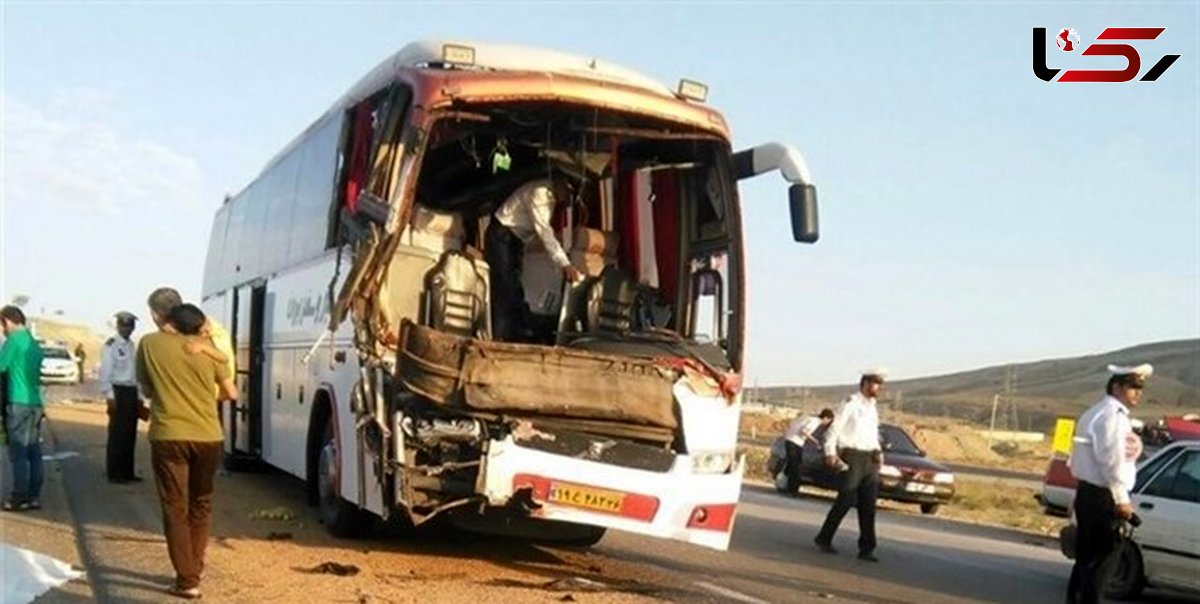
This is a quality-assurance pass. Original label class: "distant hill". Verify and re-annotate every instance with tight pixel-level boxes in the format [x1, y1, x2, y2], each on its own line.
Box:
[756, 339, 1199, 431]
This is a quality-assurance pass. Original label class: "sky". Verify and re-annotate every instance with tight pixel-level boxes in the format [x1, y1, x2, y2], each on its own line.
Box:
[1, 2, 1197, 386]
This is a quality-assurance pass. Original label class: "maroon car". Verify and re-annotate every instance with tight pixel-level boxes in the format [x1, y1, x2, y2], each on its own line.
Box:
[770, 423, 955, 514]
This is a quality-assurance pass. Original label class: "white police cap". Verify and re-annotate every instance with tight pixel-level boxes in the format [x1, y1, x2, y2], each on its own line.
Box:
[861, 367, 889, 380]
[1107, 363, 1153, 378]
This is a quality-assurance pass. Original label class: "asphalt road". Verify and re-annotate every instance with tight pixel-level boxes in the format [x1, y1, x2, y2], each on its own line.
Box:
[596, 484, 1200, 604]
[10, 382, 1196, 603]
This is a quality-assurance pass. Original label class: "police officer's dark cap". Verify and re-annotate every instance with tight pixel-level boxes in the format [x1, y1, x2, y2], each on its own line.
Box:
[115, 311, 138, 325]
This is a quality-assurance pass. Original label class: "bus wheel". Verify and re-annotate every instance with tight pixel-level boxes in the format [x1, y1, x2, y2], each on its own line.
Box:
[317, 422, 367, 538]
[557, 526, 606, 548]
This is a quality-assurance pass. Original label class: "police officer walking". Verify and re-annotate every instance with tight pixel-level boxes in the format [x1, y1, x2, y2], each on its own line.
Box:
[100, 311, 143, 483]
[814, 368, 887, 562]
[1065, 363, 1151, 604]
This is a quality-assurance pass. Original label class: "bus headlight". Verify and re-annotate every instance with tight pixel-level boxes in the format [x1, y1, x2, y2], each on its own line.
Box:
[692, 451, 733, 474]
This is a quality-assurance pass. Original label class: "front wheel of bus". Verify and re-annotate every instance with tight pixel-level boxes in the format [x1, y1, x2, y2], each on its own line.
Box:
[317, 424, 367, 538]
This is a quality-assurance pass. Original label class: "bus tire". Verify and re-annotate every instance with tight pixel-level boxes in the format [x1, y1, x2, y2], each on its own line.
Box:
[314, 419, 368, 538]
[557, 526, 606, 548]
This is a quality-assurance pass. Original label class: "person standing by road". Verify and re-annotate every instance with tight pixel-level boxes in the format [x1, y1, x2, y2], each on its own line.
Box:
[782, 408, 835, 494]
[138, 293, 237, 599]
[814, 368, 886, 562]
[1065, 363, 1152, 604]
[0, 305, 46, 512]
[74, 342, 87, 382]
[100, 311, 144, 483]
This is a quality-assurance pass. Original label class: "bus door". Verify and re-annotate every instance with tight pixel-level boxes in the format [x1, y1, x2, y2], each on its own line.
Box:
[230, 282, 266, 456]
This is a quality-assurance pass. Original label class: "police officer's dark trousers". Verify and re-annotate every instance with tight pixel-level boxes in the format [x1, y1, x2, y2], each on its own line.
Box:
[1066, 481, 1118, 604]
[484, 219, 529, 342]
[106, 385, 140, 482]
[784, 441, 805, 493]
[815, 449, 880, 554]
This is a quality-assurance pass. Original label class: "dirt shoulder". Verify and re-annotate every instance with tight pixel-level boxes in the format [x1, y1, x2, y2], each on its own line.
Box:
[32, 403, 693, 603]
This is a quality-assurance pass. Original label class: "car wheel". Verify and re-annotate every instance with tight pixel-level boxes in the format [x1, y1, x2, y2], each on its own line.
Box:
[1102, 538, 1145, 601]
[773, 470, 791, 493]
[920, 503, 940, 515]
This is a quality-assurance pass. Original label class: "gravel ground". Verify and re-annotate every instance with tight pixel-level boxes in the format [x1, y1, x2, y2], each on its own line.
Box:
[7, 400, 694, 603]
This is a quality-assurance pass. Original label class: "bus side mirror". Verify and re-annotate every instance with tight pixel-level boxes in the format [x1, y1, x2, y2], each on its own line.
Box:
[789, 184, 819, 243]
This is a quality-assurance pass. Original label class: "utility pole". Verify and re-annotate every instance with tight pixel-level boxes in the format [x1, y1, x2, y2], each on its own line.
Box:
[988, 393, 1000, 448]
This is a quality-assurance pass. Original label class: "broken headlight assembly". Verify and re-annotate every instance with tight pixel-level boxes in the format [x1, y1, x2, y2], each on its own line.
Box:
[691, 451, 734, 474]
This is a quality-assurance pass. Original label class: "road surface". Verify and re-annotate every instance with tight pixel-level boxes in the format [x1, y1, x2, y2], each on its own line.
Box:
[3, 383, 1193, 603]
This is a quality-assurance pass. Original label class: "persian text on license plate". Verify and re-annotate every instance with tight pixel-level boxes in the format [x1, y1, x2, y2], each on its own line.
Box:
[904, 482, 936, 494]
[548, 483, 626, 513]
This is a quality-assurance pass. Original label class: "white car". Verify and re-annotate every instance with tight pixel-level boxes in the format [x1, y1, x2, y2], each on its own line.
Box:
[40, 344, 80, 384]
[1062, 441, 1200, 599]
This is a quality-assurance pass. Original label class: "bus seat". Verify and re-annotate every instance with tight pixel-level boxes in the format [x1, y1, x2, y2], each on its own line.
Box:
[524, 227, 618, 316]
[583, 265, 637, 334]
[422, 250, 491, 340]
[569, 227, 619, 277]
[401, 206, 466, 253]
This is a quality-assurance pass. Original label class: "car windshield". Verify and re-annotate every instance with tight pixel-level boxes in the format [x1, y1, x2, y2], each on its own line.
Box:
[880, 424, 922, 456]
[43, 348, 72, 360]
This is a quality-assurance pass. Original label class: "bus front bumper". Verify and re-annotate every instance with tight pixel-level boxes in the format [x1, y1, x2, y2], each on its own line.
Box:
[482, 435, 744, 551]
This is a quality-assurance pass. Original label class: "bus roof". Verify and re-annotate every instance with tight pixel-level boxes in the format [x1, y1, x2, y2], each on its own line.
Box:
[343, 39, 678, 104]
[240, 40, 710, 203]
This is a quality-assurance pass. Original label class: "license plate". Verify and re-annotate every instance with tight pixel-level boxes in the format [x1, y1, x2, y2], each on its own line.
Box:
[548, 483, 625, 514]
[905, 482, 936, 494]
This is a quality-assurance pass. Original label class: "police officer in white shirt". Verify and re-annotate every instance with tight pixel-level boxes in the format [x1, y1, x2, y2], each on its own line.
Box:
[100, 311, 143, 483]
[485, 177, 583, 342]
[782, 408, 834, 494]
[1065, 363, 1151, 604]
[814, 368, 886, 562]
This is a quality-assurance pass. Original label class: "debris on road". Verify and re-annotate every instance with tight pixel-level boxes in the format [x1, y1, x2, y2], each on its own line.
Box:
[543, 576, 610, 592]
[1, 542, 85, 604]
[266, 531, 293, 541]
[249, 506, 296, 521]
[296, 561, 361, 576]
[41, 451, 80, 461]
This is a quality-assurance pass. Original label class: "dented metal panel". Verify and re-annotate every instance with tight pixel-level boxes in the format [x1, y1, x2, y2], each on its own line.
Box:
[397, 320, 679, 430]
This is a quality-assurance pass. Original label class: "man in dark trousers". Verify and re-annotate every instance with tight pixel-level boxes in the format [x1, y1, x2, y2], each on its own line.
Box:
[781, 407, 835, 494]
[484, 177, 582, 341]
[1065, 363, 1151, 604]
[814, 368, 887, 562]
[100, 311, 143, 483]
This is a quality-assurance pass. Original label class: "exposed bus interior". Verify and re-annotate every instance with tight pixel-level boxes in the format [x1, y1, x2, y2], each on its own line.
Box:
[337, 100, 745, 530]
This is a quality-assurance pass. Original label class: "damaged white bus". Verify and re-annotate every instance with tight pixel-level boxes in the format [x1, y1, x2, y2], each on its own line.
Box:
[201, 40, 818, 551]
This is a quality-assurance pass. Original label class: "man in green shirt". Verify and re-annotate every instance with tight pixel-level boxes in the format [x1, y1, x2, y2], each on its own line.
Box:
[0, 305, 45, 512]
[138, 289, 237, 600]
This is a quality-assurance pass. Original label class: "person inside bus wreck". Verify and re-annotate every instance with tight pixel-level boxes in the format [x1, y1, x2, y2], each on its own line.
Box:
[485, 176, 583, 342]
[137, 294, 238, 600]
